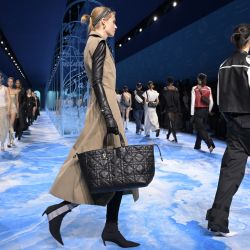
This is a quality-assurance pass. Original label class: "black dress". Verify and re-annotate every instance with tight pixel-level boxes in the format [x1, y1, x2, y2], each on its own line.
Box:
[15, 88, 28, 139]
[27, 95, 36, 125]
[162, 86, 180, 142]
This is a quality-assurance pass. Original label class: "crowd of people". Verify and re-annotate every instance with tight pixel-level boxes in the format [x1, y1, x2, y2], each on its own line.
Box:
[0, 74, 40, 151]
[116, 73, 216, 152]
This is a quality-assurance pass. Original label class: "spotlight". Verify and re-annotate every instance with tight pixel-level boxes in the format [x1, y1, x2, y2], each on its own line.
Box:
[8, 53, 10, 56]
[11, 57, 13, 59]
[139, 28, 143, 32]
[153, 16, 158, 21]
[128, 37, 131, 41]
[1, 41, 3, 44]
[173, 1, 178, 7]
[13, 60, 16, 63]
[5, 47, 7, 50]
[119, 43, 122, 47]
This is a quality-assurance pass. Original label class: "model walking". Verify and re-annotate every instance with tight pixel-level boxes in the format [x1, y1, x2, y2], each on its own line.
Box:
[0, 73, 10, 151]
[191, 73, 215, 152]
[7, 77, 18, 147]
[43, 6, 139, 248]
[206, 23, 250, 236]
[142, 81, 160, 137]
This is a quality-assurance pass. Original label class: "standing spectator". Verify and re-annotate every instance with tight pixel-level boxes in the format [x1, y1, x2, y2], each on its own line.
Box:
[142, 81, 160, 137]
[206, 24, 250, 236]
[162, 77, 180, 142]
[182, 89, 192, 133]
[133, 82, 144, 134]
[191, 73, 215, 152]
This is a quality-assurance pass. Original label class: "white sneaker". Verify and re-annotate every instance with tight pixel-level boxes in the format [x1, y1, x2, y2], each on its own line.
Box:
[210, 229, 238, 237]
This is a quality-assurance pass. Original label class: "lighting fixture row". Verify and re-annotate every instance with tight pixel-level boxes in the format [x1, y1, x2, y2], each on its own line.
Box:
[0, 40, 25, 79]
[116, 1, 178, 48]
[47, 56, 61, 86]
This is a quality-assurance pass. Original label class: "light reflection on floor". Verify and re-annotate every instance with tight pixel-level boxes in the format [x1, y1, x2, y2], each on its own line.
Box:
[0, 112, 249, 250]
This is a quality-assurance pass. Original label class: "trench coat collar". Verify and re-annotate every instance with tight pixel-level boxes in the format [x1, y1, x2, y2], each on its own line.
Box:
[89, 30, 106, 40]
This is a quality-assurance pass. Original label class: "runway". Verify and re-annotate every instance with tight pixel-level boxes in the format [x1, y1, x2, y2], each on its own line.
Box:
[0, 112, 250, 250]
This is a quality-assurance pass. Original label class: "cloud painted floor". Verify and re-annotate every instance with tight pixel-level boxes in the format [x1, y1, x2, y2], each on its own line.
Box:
[0, 112, 250, 250]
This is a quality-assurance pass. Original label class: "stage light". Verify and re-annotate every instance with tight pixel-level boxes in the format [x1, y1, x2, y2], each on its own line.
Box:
[128, 37, 131, 41]
[8, 53, 10, 56]
[5, 47, 7, 50]
[1, 41, 3, 44]
[139, 28, 143, 32]
[173, 1, 177, 7]
[11, 57, 13, 59]
[119, 43, 122, 47]
[153, 16, 158, 21]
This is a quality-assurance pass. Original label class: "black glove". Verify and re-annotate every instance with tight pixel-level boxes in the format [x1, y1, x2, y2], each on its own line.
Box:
[92, 40, 119, 135]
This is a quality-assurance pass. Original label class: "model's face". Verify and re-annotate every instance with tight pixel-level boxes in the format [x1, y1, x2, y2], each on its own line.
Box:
[7, 79, 14, 87]
[16, 80, 21, 88]
[104, 14, 117, 37]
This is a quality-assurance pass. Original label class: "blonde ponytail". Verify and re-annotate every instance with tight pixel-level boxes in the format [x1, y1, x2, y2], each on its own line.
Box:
[81, 6, 115, 33]
[81, 14, 94, 32]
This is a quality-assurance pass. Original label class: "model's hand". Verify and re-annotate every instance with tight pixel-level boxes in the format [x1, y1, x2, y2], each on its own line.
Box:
[106, 117, 119, 135]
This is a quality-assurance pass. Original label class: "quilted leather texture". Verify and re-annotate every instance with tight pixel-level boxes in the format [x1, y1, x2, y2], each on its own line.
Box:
[77, 145, 155, 193]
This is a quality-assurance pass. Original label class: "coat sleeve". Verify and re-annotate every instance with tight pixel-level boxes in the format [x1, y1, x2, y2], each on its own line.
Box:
[92, 40, 118, 134]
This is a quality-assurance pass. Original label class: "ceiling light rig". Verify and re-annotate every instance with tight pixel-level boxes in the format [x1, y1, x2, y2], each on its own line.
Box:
[0, 32, 27, 80]
[116, 0, 180, 49]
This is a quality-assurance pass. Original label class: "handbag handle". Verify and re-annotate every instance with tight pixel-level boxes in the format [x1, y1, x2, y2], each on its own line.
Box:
[103, 132, 125, 148]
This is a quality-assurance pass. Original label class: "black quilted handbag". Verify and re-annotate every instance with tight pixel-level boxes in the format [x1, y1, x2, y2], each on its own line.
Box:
[76, 134, 162, 193]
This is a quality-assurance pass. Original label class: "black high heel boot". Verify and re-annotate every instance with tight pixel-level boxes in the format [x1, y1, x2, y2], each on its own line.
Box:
[42, 201, 76, 245]
[101, 222, 140, 248]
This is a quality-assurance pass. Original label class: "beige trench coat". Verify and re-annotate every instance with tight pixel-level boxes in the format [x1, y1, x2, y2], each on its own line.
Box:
[50, 31, 139, 206]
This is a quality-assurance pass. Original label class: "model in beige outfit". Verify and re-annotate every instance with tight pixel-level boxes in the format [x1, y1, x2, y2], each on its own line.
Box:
[7, 77, 19, 147]
[43, 6, 140, 248]
[0, 73, 10, 151]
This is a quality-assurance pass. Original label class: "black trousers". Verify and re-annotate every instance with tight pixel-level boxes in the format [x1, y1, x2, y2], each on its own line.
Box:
[206, 119, 250, 232]
[167, 112, 177, 141]
[194, 108, 214, 148]
[106, 191, 123, 223]
[133, 109, 144, 133]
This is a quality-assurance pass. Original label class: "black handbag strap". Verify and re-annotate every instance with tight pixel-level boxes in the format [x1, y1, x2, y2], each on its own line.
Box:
[154, 144, 163, 161]
[103, 133, 125, 148]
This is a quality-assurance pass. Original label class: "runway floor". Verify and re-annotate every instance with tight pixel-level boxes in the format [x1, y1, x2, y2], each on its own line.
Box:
[0, 112, 250, 250]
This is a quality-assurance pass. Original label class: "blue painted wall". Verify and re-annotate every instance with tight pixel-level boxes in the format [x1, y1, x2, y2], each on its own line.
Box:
[116, 0, 250, 88]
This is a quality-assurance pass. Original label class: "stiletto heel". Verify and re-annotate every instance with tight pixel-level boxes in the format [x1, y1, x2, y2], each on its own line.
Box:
[101, 222, 140, 248]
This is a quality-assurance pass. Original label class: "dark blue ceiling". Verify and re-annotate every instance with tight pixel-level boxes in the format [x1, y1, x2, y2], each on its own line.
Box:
[0, 0, 236, 89]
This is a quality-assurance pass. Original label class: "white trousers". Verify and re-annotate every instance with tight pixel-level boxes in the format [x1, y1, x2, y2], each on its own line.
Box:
[144, 107, 159, 135]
